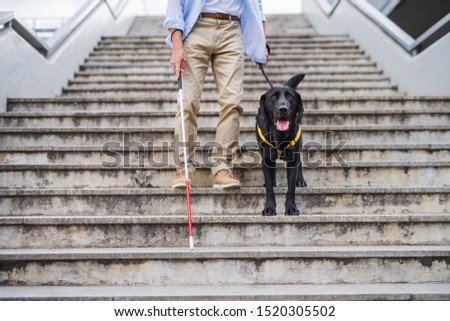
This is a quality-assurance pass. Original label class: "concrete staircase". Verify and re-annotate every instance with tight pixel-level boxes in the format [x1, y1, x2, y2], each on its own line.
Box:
[0, 15, 449, 300]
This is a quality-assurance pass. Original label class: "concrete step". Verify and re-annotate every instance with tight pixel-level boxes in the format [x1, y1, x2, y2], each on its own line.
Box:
[88, 52, 370, 61]
[76, 68, 385, 81]
[1, 214, 449, 248]
[3, 109, 447, 128]
[1, 246, 449, 286]
[2, 283, 449, 300]
[72, 72, 389, 82]
[1, 162, 449, 189]
[1, 126, 448, 146]
[61, 85, 399, 97]
[63, 82, 397, 96]
[253, 23, 321, 30]
[85, 55, 376, 64]
[60, 89, 400, 98]
[73, 68, 383, 79]
[128, 16, 314, 32]
[86, 56, 373, 64]
[242, 28, 321, 35]
[266, 29, 320, 36]
[70, 77, 392, 87]
[97, 39, 354, 48]
[81, 61, 377, 69]
[1, 187, 448, 216]
[100, 35, 350, 43]
[7, 97, 449, 112]
[95, 42, 361, 50]
[92, 47, 366, 55]
[1, 144, 448, 165]
[78, 65, 382, 76]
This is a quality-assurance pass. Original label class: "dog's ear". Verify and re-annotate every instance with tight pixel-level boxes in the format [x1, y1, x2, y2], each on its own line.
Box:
[284, 74, 305, 89]
[257, 94, 269, 131]
[295, 95, 304, 125]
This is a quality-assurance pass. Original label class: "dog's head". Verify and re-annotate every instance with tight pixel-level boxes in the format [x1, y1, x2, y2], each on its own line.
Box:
[257, 74, 305, 133]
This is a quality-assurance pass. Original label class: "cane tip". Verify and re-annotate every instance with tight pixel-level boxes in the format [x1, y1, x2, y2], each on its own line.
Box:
[189, 236, 194, 251]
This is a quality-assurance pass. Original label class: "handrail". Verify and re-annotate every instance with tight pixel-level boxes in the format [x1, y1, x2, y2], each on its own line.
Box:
[349, 0, 450, 55]
[45, 0, 101, 56]
[10, 15, 50, 55]
[105, 0, 128, 19]
[411, 12, 450, 53]
[316, 0, 341, 17]
[0, 11, 14, 25]
[0, 0, 128, 58]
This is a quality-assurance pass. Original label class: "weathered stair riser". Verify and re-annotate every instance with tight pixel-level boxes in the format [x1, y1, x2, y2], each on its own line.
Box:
[1, 127, 448, 146]
[1, 248, 449, 286]
[1, 216, 449, 249]
[0, 14, 449, 300]
[1, 146, 449, 165]
[1, 188, 448, 216]
[1, 110, 449, 128]
[1, 163, 449, 188]
[7, 97, 450, 113]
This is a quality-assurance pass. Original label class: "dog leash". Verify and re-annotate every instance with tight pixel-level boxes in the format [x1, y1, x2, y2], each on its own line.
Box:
[258, 64, 274, 89]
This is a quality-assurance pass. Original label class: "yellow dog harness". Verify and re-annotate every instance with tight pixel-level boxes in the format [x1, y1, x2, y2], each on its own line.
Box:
[257, 125, 302, 158]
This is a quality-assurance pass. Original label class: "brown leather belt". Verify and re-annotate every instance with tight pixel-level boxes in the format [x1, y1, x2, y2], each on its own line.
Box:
[201, 12, 240, 23]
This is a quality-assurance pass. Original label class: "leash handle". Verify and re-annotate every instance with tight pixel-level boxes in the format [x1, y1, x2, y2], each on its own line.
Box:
[259, 64, 274, 88]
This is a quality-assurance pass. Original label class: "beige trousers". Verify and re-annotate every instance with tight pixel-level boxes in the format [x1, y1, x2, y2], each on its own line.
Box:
[174, 17, 244, 176]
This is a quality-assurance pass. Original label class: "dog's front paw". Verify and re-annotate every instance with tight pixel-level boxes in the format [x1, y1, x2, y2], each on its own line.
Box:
[262, 206, 277, 216]
[296, 178, 307, 187]
[285, 205, 300, 216]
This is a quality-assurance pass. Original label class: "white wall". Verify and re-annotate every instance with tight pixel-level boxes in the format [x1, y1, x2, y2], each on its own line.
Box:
[303, 0, 450, 96]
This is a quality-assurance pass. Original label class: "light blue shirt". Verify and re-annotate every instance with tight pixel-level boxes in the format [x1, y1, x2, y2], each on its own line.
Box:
[202, 0, 244, 17]
[163, 0, 267, 63]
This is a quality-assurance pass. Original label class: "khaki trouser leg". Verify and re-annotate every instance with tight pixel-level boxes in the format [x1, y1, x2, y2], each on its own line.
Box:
[174, 20, 211, 175]
[210, 20, 244, 176]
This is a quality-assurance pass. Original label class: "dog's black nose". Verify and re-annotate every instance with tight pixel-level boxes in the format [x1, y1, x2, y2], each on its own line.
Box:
[278, 106, 288, 113]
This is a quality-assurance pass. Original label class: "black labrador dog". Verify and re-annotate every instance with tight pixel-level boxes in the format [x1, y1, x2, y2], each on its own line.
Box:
[256, 74, 307, 216]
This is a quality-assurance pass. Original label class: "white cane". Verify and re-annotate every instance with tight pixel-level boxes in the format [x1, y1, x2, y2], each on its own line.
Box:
[178, 74, 194, 250]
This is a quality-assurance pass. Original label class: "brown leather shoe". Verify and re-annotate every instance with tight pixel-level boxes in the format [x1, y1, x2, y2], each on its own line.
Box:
[171, 170, 192, 189]
[213, 169, 240, 189]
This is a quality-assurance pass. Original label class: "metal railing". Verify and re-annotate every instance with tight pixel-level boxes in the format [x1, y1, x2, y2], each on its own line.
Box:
[349, 0, 450, 55]
[0, 0, 128, 58]
[105, 0, 128, 19]
[21, 17, 66, 39]
[316, 0, 341, 16]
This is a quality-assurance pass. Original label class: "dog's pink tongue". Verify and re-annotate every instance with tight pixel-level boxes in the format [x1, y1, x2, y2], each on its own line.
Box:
[276, 120, 290, 131]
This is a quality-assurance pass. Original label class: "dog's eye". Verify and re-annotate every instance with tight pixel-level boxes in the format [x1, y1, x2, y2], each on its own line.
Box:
[286, 94, 294, 101]
[270, 95, 278, 101]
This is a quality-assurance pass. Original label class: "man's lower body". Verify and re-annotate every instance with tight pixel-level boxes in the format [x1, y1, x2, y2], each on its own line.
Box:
[172, 16, 245, 189]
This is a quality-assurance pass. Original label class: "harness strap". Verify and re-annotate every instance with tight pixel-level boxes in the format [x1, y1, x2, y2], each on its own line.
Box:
[257, 125, 302, 158]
